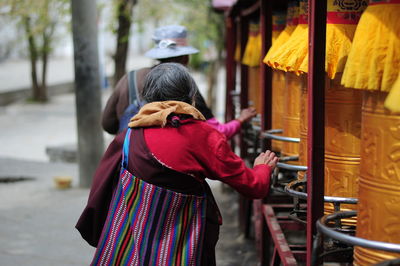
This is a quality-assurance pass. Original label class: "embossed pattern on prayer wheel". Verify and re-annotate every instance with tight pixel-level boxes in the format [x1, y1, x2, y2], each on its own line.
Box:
[248, 67, 262, 113]
[282, 73, 301, 162]
[298, 75, 308, 180]
[324, 76, 362, 225]
[354, 91, 400, 265]
[271, 70, 285, 152]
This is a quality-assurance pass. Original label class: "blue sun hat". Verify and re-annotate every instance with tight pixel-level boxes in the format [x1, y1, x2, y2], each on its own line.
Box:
[144, 25, 199, 59]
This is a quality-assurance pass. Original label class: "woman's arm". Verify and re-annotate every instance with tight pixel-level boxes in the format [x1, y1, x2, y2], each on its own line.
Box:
[144, 122, 277, 199]
[206, 118, 241, 140]
[101, 90, 120, 134]
[205, 107, 257, 140]
[203, 136, 277, 199]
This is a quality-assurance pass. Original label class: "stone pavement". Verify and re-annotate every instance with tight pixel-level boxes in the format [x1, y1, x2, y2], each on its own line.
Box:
[0, 57, 258, 265]
[0, 158, 93, 265]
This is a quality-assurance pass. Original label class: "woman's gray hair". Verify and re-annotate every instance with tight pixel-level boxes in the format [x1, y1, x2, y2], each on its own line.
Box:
[142, 63, 198, 104]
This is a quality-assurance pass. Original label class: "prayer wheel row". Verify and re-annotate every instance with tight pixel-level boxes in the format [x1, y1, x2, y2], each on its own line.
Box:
[279, 74, 361, 212]
[271, 71, 285, 152]
[277, 77, 400, 264]
[324, 76, 361, 225]
[354, 91, 400, 265]
[281, 73, 301, 161]
[243, 0, 400, 264]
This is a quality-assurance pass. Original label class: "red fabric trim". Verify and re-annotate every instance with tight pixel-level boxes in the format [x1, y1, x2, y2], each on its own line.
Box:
[287, 17, 299, 26]
[299, 14, 308, 24]
[273, 25, 286, 31]
[327, 11, 362, 24]
[369, 0, 400, 5]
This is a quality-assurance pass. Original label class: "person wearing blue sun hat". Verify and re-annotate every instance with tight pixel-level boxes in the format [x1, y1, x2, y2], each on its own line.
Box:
[102, 24, 256, 138]
[144, 25, 199, 60]
[102, 25, 199, 134]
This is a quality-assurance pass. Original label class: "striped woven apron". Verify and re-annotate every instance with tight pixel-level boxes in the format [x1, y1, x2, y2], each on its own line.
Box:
[91, 128, 207, 266]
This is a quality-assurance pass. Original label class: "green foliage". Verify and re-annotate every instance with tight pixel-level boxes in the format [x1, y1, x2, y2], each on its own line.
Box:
[1, 0, 70, 58]
[189, 52, 203, 70]
[1, 0, 70, 34]
[107, 0, 137, 34]
[134, 0, 224, 70]
[1, 0, 70, 101]
[134, 0, 181, 26]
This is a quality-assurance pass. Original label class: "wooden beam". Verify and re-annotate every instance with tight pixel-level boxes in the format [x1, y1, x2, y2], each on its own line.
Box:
[241, 0, 261, 17]
[306, 0, 327, 265]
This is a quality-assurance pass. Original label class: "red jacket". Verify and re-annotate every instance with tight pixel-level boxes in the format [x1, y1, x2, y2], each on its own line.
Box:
[145, 119, 271, 198]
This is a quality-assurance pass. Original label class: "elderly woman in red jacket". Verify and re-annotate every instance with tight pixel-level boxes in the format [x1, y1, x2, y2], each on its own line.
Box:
[76, 63, 278, 266]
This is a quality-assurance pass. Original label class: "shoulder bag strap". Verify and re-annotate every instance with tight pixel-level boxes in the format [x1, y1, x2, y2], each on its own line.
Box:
[122, 128, 132, 169]
[127, 70, 137, 105]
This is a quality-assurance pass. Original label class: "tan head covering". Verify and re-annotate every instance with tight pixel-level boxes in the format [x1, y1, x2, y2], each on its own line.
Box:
[128, 101, 205, 128]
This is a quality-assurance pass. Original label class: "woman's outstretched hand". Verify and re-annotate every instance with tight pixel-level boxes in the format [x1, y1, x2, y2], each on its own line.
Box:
[254, 150, 278, 169]
[237, 107, 257, 124]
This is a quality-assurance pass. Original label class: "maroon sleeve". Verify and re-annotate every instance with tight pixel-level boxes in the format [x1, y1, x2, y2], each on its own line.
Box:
[75, 131, 125, 247]
[101, 75, 129, 134]
[144, 122, 272, 199]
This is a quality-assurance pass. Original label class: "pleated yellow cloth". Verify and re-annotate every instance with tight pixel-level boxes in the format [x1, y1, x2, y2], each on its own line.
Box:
[271, 24, 308, 74]
[263, 2, 298, 67]
[242, 31, 262, 66]
[267, 0, 308, 74]
[341, 2, 400, 92]
[270, 0, 368, 77]
[242, 23, 262, 67]
[305, 0, 368, 79]
[264, 25, 296, 67]
[384, 73, 400, 112]
[323, 24, 358, 79]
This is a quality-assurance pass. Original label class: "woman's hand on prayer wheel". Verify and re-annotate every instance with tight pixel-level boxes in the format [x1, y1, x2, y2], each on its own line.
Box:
[237, 107, 257, 124]
[254, 150, 279, 169]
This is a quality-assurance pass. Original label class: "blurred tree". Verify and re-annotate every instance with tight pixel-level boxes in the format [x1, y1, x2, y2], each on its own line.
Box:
[0, 0, 69, 102]
[135, 0, 180, 28]
[176, 0, 225, 110]
[112, 0, 137, 86]
[109, 0, 224, 109]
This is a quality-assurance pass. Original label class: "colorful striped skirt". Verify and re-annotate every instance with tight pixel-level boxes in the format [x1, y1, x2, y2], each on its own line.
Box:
[91, 132, 207, 266]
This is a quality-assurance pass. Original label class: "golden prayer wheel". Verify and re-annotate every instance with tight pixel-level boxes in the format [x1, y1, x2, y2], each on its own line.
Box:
[248, 67, 262, 114]
[269, 12, 287, 152]
[282, 72, 301, 162]
[271, 70, 286, 152]
[298, 75, 308, 180]
[354, 91, 400, 265]
[324, 75, 362, 225]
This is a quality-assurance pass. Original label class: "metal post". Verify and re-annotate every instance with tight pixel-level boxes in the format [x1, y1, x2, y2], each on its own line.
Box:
[239, 15, 249, 160]
[225, 14, 236, 124]
[71, 0, 105, 188]
[239, 16, 249, 111]
[306, 0, 327, 265]
[259, 2, 273, 263]
[260, 0, 272, 149]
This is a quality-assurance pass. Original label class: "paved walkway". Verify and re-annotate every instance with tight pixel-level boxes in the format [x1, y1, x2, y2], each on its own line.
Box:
[0, 57, 257, 265]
